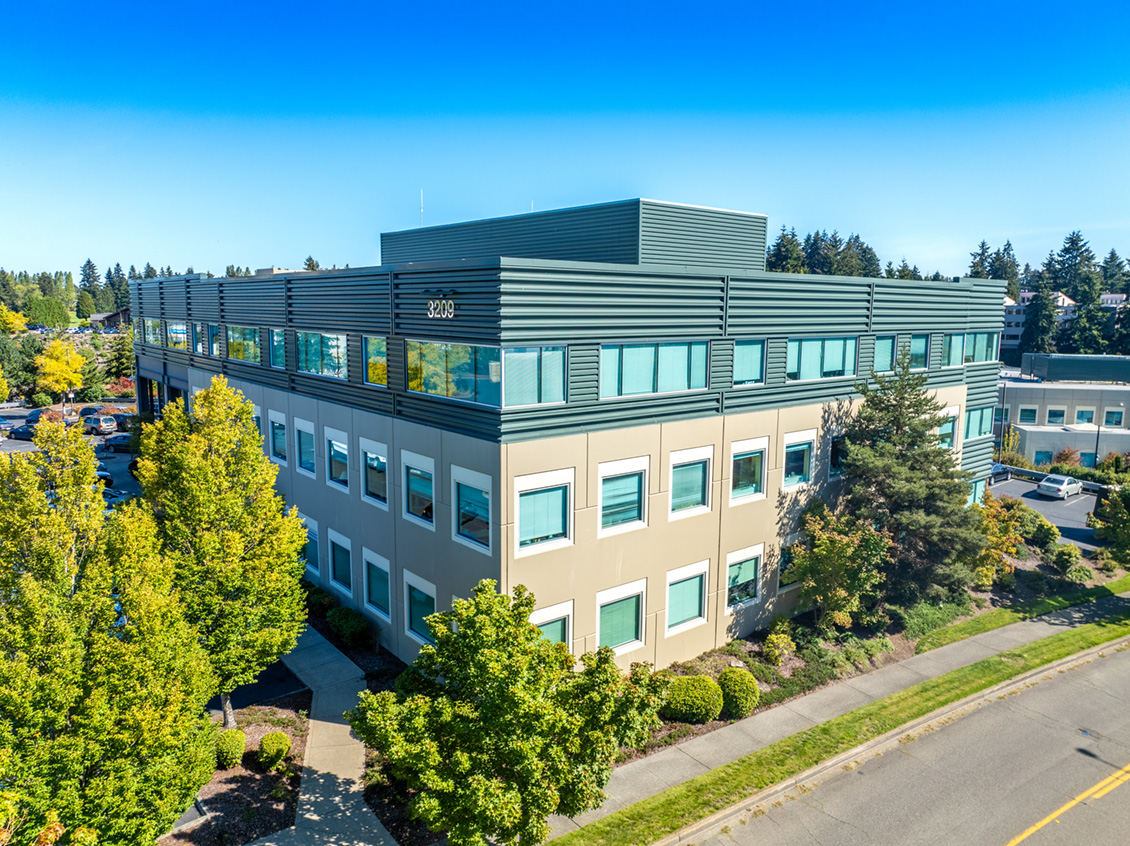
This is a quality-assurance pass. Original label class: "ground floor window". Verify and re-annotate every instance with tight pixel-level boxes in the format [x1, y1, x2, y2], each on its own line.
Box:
[727, 548, 761, 607]
[666, 561, 708, 633]
[364, 550, 390, 619]
[597, 579, 646, 652]
[405, 571, 437, 644]
[530, 600, 573, 647]
[329, 533, 351, 591]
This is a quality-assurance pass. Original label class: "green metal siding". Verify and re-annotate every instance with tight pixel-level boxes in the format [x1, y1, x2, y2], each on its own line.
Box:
[637, 201, 767, 270]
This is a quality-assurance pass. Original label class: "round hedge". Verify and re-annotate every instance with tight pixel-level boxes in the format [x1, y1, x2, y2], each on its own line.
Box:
[660, 675, 723, 724]
[718, 666, 759, 719]
[215, 729, 246, 770]
[259, 730, 292, 771]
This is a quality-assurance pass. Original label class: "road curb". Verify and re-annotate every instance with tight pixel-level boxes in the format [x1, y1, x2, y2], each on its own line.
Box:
[652, 633, 1130, 846]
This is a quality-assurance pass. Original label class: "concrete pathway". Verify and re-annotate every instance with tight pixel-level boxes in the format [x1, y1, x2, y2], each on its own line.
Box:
[249, 628, 395, 846]
[548, 591, 1130, 838]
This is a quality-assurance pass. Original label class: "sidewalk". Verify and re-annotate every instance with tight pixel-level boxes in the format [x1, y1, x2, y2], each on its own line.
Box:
[548, 591, 1130, 839]
[249, 628, 395, 846]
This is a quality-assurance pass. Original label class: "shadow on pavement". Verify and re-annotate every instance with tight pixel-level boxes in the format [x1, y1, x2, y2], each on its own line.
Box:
[207, 661, 306, 718]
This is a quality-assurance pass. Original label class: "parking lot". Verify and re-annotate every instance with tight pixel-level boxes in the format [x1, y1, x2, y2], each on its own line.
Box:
[0, 409, 142, 499]
[988, 475, 1101, 550]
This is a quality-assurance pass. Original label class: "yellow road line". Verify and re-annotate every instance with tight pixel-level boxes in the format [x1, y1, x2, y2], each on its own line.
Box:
[1004, 760, 1130, 845]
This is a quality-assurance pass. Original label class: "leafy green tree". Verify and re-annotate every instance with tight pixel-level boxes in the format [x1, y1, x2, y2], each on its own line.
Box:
[347, 580, 668, 846]
[138, 376, 308, 727]
[1095, 487, 1130, 566]
[0, 423, 215, 846]
[786, 503, 890, 632]
[104, 326, 135, 379]
[22, 296, 69, 329]
[75, 290, 96, 319]
[844, 350, 984, 598]
[766, 227, 804, 273]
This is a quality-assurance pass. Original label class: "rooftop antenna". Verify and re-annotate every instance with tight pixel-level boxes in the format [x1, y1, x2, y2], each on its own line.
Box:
[531, 201, 534, 212]
[420, 189, 424, 226]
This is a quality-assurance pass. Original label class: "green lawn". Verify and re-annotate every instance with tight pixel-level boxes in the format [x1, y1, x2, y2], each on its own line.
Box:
[554, 611, 1130, 846]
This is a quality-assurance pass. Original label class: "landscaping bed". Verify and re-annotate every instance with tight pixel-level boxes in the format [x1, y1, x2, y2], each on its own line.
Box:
[159, 690, 312, 846]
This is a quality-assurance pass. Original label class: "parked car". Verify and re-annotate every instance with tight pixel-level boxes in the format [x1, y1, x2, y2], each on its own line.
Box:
[9, 425, 36, 440]
[83, 416, 117, 435]
[26, 323, 46, 332]
[1037, 474, 1084, 499]
[96, 469, 113, 487]
[988, 463, 1011, 486]
[79, 406, 109, 418]
[103, 433, 134, 453]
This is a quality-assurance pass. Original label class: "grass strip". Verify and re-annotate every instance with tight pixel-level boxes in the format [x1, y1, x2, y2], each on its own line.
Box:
[555, 610, 1130, 846]
[916, 574, 1130, 653]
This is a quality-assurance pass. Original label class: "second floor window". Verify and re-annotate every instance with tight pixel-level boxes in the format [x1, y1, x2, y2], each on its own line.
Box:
[227, 326, 261, 363]
[786, 337, 857, 381]
[600, 342, 707, 398]
[408, 341, 501, 406]
[165, 321, 188, 350]
[297, 331, 347, 379]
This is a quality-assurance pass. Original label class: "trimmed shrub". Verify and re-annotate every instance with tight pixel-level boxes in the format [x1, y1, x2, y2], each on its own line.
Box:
[304, 583, 338, 617]
[889, 599, 967, 640]
[258, 730, 292, 771]
[660, 675, 723, 724]
[1065, 564, 1093, 584]
[216, 729, 246, 769]
[1052, 544, 1082, 574]
[763, 616, 796, 666]
[994, 569, 1017, 591]
[327, 606, 372, 648]
[29, 392, 53, 408]
[1025, 570, 1049, 595]
[718, 666, 759, 719]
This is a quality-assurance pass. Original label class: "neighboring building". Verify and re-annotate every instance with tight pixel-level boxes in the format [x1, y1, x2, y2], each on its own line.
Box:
[996, 354, 1130, 466]
[1000, 291, 1126, 362]
[89, 308, 132, 329]
[130, 199, 1003, 668]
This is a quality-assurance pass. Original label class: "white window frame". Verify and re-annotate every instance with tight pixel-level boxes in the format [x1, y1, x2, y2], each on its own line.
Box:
[730, 436, 768, 505]
[1017, 406, 1039, 425]
[1104, 407, 1126, 428]
[1074, 406, 1096, 425]
[362, 546, 392, 623]
[359, 437, 390, 511]
[595, 578, 647, 657]
[668, 445, 713, 522]
[450, 465, 493, 556]
[514, 467, 574, 558]
[665, 560, 709, 637]
[782, 428, 817, 490]
[293, 417, 316, 479]
[530, 599, 573, 649]
[324, 426, 350, 493]
[597, 455, 649, 538]
[402, 449, 437, 532]
[1045, 406, 1067, 426]
[267, 410, 288, 467]
[326, 528, 353, 598]
[299, 513, 319, 576]
[725, 543, 764, 614]
[403, 568, 437, 646]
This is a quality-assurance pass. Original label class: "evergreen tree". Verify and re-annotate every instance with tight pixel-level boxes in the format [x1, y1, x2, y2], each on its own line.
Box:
[1019, 262, 1039, 291]
[75, 351, 104, 403]
[988, 241, 1021, 301]
[1055, 231, 1100, 305]
[803, 231, 833, 275]
[884, 261, 897, 278]
[128, 265, 140, 281]
[1019, 281, 1058, 356]
[303, 256, 320, 271]
[105, 327, 135, 379]
[895, 259, 916, 280]
[143, 263, 158, 279]
[968, 241, 991, 278]
[842, 234, 882, 277]
[79, 258, 100, 294]
[1057, 303, 1109, 354]
[1110, 305, 1130, 355]
[75, 290, 96, 319]
[1101, 249, 1128, 295]
[766, 227, 805, 273]
[844, 351, 984, 598]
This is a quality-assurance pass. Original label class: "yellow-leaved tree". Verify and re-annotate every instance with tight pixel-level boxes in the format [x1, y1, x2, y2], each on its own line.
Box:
[0, 304, 27, 335]
[35, 339, 83, 399]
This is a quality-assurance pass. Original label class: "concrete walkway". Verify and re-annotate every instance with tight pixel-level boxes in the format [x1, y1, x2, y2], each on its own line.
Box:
[249, 628, 395, 846]
[548, 591, 1130, 838]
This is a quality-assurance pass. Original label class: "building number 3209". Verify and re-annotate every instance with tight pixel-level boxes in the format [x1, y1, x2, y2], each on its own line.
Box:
[427, 299, 456, 319]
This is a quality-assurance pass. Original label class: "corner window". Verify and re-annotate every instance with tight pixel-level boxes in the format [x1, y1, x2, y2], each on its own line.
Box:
[908, 334, 929, 370]
[1018, 407, 1037, 425]
[142, 318, 162, 346]
[297, 331, 348, 379]
[404, 570, 436, 645]
[596, 579, 646, 654]
[326, 428, 349, 490]
[829, 436, 847, 476]
[359, 438, 388, 509]
[964, 332, 998, 364]
[407, 341, 501, 406]
[328, 531, 352, 593]
[299, 514, 318, 575]
[669, 446, 712, 518]
[1076, 408, 1095, 425]
[451, 465, 492, 554]
[873, 335, 895, 374]
[786, 337, 857, 381]
[726, 544, 763, 608]
[363, 548, 391, 620]
[733, 340, 765, 386]
[268, 411, 287, 464]
[1047, 408, 1066, 425]
[730, 436, 767, 502]
[363, 337, 388, 386]
[269, 329, 286, 368]
[515, 468, 573, 556]
[598, 456, 648, 536]
[294, 419, 316, 477]
[530, 600, 573, 647]
[226, 325, 261, 363]
[600, 342, 708, 398]
[166, 320, 188, 350]
[666, 561, 708, 635]
[941, 334, 964, 368]
[502, 346, 566, 406]
[783, 431, 816, 487]
[402, 450, 435, 529]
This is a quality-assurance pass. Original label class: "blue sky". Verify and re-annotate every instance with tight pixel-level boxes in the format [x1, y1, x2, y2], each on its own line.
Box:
[2, 0, 1129, 280]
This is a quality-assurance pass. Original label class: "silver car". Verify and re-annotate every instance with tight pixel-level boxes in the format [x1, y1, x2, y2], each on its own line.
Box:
[1036, 474, 1083, 499]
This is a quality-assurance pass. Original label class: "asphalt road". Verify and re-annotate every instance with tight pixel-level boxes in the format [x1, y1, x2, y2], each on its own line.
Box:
[702, 644, 1130, 846]
[989, 476, 1100, 550]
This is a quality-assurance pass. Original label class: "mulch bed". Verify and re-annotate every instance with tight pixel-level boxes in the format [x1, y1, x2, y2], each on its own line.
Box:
[160, 689, 312, 846]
